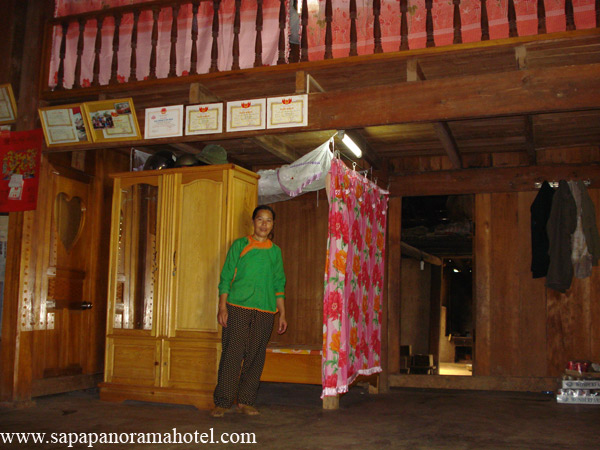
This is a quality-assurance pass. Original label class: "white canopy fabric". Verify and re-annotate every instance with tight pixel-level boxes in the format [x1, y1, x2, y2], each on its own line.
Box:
[258, 137, 334, 204]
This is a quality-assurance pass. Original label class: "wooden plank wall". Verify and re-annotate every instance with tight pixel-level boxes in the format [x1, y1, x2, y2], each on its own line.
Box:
[267, 193, 329, 347]
[475, 186, 600, 378]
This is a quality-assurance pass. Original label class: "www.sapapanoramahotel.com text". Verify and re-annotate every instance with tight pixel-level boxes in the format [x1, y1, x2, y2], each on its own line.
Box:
[1, 428, 256, 447]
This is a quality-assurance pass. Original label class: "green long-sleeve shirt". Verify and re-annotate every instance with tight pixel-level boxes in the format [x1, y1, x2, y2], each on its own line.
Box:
[218, 236, 286, 313]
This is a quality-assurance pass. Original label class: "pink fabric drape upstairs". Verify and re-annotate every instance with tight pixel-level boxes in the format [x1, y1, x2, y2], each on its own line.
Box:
[322, 158, 389, 398]
[306, 0, 598, 60]
[51, 0, 287, 89]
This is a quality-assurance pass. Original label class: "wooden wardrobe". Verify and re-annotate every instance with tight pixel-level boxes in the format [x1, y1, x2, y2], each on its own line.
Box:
[99, 164, 258, 409]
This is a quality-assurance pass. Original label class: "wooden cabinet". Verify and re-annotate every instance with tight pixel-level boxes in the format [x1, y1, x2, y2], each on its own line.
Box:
[99, 164, 258, 409]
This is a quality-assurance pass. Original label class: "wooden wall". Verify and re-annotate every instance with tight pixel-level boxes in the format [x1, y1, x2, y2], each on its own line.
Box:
[267, 193, 328, 347]
[474, 187, 600, 378]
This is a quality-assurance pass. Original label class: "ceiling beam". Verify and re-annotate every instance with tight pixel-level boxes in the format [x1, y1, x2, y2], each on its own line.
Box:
[43, 64, 600, 153]
[401, 242, 442, 266]
[407, 58, 462, 169]
[433, 122, 462, 169]
[389, 162, 600, 196]
[309, 63, 600, 129]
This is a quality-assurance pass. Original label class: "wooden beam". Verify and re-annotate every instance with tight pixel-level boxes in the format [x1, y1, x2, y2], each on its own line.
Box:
[524, 115, 536, 165]
[389, 162, 600, 196]
[401, 242, 443, 266]
[253, 135, 301, 163]
[42, 64, 600, 154]
[433, 122, 462, 169]
[309, 63, 600, 128]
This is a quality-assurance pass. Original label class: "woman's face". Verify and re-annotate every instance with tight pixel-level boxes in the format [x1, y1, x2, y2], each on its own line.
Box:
[253, 209, 274, 241]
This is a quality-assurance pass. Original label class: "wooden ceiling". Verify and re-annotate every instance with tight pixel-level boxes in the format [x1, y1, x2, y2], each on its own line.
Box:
[43, 30, 600, 177]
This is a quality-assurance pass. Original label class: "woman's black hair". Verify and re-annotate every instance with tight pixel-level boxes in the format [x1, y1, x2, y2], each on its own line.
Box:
[252, 205, 276, 221]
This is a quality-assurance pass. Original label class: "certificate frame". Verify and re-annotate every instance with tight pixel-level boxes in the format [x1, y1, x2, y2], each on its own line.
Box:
[226, 98, 266, 132]
[38, 103, 92, 147]
[0, 84, 18, 125]
[267, 94, 308, 129]
[144, 104, 184, 139]
[82, 98, 141, 143]
[185, 103, 223, 136]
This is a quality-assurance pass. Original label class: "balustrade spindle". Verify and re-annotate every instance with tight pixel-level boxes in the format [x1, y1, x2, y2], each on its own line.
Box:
[169, 4, 180, 77]
[324, 0, 333, 59]
[129, 10, 140, 82]
[453, 0, 462, 44]
[210, 0, 220, 72]
[596, 0, 600, 27]
[537, 0, 546, 34]
[349, 0, 357, 56]
[56, 22, 68, 90]
[508, 0, 518, 37]
[255, 0, 264, 67]
[232, 0, 241, 70]
[277, 0, 286, 64]
[190, 1, 199, 75]
[109, 13, 122, 84]
[300, 0, 309, 61]
[480, 0, 490, 41]
[425, 0, 435, 48]
[400, 0, 409, 50]
[148, 8, 160, 79]
[92, 17, 103, 86]
[565, 0, 575, 30]
[73, 19, 86, 88]
[374, 0, 383, 53]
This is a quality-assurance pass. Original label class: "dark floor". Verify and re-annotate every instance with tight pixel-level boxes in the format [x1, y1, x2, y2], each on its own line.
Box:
[1, 383, 599, 449]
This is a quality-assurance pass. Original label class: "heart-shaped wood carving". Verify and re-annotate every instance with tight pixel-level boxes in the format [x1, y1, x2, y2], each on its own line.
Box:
[54, 193, 85, 253]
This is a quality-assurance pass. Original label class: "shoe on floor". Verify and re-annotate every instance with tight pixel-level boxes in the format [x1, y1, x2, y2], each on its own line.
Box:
[237, 404, 260, 415]
[210, 406, 228, 418]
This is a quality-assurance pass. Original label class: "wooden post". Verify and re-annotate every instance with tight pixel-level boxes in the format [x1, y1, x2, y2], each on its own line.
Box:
[190, 1, 200, 75]
[349, 0, 357, 56]
[129, 10, 140, 82]
[300, 0, 308, 61]
[373, 0, 383, 53]
[480, 0, 489, 41]
[210, 0, 220, 72]
[148, 7, 160, 79]
[453, 0, 462, 44]
[168, 4, 180, 77]
[254, 0, 264, 67]
[277, 0, 286, 64]
[109, 13, 122, 84]
[92, 16, 103, 86]
[400, 0, 409, 50]
[322, 395, 339, 410]
[324, 0, 333, 59]
[73, 19, 86, 89]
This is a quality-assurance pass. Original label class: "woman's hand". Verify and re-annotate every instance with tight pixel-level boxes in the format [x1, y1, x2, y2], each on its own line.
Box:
[218, 304, 228, 327]
[277, 315, 287, 334]
[217, 294, 228, 327]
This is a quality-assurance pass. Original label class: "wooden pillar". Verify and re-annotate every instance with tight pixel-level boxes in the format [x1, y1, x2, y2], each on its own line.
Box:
[381, 196, 402, 392]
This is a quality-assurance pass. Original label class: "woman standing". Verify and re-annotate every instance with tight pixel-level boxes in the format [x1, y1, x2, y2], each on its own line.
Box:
[211, 205, 287, 417]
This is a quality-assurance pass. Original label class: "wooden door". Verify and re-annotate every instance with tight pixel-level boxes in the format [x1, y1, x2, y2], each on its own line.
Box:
[38, 169, 96, 384]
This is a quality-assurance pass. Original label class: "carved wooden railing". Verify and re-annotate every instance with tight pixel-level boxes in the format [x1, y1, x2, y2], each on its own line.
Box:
[44, 0, 599, 92]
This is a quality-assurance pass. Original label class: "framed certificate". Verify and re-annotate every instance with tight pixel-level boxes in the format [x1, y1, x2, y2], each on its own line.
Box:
[267, 94, 308, 129]
[82, 98, 141, 143]
[144, 105, 184, 139]
[226, 98, 266, 132]
[0, 84, 17, 125]
[185, 103, 223, 135]
[38, 104, 91, 147]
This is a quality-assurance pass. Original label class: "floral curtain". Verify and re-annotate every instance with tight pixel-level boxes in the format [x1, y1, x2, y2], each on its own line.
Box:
[322, 158, 388, 397]
[305, 0, 597, 61]
[51, 0, 287, 88]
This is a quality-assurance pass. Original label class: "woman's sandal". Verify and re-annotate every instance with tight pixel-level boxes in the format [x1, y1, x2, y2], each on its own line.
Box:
[237, 404, 260, 415]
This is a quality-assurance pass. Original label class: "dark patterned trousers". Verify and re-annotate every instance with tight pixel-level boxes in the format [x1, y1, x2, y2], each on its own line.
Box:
[213, 303, 274, 408]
